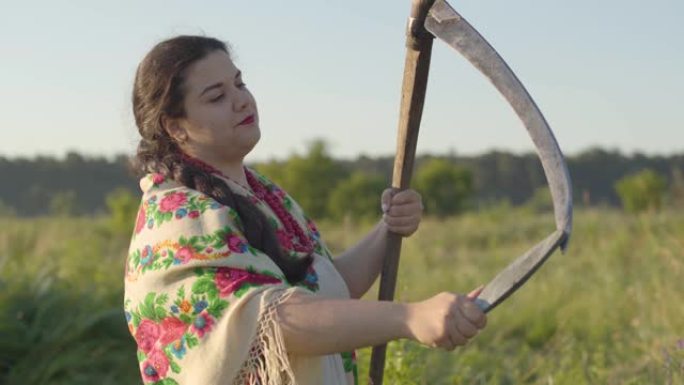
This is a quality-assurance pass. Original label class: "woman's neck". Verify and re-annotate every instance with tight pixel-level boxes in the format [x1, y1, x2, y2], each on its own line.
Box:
[181, 150, 249, 188]
[215, 161, 248, 187]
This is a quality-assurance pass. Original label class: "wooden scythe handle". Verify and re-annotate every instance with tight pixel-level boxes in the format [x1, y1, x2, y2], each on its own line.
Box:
[368, 1, 435, 384]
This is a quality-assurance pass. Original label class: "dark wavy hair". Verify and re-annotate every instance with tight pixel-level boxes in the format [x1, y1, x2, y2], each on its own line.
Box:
[131, 35, 311, 284]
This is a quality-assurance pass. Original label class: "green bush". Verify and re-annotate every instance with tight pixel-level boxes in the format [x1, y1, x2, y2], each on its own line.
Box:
[615, 169, 666, 213]
[256, 140, 347, 220]
[327, 172, 386, 221]
[414, 159, 473, 217]
[105, 188, 139, 237]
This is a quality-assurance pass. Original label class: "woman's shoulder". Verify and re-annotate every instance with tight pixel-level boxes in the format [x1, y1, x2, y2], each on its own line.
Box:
[138, 172, 220, 202]
[139, 172, 184, 194]
[133, 173, 232, 237]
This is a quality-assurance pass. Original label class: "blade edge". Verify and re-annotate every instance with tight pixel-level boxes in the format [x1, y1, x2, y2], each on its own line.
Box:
[475, 229, 566, 312]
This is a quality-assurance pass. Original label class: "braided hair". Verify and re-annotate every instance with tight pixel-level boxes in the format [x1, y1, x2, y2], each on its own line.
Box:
[131, 35, 312, 284]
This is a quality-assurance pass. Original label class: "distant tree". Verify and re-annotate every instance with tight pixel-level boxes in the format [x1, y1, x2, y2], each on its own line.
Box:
[106, 188, 139, 235]
[328, 172, 386, 221]
[253, 160, 285, 186]
[49, 190, 77, 216]
[414, 159, 473, 217]
[614, 169, 666, 213]
[65, 151, 85, 165]
[2, 149, 683, 216]
[255, 139, 347, 220]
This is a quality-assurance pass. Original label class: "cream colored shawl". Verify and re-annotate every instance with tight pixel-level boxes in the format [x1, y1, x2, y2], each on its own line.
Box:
[123, 168, 357, 385]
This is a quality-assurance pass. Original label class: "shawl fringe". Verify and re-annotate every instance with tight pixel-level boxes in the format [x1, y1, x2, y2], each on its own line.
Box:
[233, 288, 299, 385]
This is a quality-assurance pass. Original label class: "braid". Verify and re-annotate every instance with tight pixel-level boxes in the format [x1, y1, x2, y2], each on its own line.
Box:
[165, 149, 312, 284]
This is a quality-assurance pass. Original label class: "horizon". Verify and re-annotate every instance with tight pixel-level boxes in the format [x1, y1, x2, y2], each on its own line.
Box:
[2, 143, 681, 164]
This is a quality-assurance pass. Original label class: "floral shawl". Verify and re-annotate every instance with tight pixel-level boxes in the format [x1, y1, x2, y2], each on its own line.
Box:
[123, 168, 358, 385]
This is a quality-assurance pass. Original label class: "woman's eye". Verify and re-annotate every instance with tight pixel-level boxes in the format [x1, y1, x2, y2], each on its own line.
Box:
[210, 94, 224, 102]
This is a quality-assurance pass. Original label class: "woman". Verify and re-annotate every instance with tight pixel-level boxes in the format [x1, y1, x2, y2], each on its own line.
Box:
[123, 35, 487, 385]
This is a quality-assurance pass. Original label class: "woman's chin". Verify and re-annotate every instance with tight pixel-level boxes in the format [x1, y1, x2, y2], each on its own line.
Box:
[239, 128, 261, 154]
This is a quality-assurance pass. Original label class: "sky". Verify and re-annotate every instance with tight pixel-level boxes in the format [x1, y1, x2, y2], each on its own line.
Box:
[1, 0, 682, 162]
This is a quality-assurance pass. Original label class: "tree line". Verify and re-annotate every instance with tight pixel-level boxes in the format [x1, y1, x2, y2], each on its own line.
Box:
[1, 141, 683, 219]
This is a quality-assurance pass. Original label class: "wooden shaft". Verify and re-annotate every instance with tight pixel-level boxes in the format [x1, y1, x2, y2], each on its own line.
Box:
[368, 1, 435, 384]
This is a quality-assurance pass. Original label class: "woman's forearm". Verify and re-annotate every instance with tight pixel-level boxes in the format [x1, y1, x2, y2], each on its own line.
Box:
[276, 293, 410, 356]
[332, 220, 389, 299]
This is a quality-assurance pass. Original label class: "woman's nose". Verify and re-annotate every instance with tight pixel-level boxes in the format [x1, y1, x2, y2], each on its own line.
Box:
[233, 89, 250, 112]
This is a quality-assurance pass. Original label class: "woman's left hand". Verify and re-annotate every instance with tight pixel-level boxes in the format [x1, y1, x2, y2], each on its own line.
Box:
[380, 188, 424, 237]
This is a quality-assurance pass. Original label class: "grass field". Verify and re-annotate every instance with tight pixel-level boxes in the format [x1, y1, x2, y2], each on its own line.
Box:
[0, 207, 682, 384]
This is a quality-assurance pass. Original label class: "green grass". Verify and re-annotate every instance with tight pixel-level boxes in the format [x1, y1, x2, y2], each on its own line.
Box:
[322, 208, 684, 384]
[1, 208, 682, 384]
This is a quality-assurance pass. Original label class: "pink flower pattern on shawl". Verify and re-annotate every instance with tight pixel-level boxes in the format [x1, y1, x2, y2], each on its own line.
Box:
[214, 266, 282, 298]
[175, 245, 194, 263]
[225, 233, 248, 253]
[140, 348, 169, 382]
[135, 319, 161, 354]
[151, 173, 165, 185]
[159, 192, 187, 212]
[159, 316, 188, 345]
[135, 206, 146, 234]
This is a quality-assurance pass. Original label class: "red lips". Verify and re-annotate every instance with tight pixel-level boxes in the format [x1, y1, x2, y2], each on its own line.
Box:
[238, 115, 255, 126]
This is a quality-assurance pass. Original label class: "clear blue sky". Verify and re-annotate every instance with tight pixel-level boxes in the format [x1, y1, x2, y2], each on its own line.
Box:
[1, 0, 682, 162]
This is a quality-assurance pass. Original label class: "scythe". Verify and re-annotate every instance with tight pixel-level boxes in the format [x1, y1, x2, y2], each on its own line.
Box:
[368, 1, 574, 384]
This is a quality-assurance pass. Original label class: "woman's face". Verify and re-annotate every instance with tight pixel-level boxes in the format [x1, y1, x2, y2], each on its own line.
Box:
[169, 50, 260, 163]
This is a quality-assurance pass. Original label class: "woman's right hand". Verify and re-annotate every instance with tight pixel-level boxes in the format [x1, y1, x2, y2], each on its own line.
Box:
[405, 287, 487, 351]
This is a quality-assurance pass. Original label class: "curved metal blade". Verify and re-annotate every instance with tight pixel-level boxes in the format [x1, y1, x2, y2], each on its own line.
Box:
[425, 0, 573, 244]
[425, 0, 574, 312]
[474, 229, 566, 313]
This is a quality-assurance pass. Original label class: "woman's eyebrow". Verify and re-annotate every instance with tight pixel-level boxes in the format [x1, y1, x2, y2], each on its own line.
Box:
[200, 83, 223, 97]
[199, 71, 242, 97]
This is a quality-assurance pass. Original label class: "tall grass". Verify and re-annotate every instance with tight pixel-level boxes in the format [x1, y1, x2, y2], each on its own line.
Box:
[321, 208, 684, 384]
[0, 208, 682, 384]
[0, 217, 139, 384]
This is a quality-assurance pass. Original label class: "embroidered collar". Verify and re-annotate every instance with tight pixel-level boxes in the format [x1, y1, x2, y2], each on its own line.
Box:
[178, 152, 314, 256]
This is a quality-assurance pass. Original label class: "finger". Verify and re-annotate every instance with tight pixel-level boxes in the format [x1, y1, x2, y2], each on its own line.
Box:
[390, 190, 420, 205]
[454, 307, 479, 338]
[387, 226, 418, 236]
[461, 300, 487, 329]
[384, 221, 419, 234]
[447, 324, 467, 348]
[446, 314, 464, 349]
[383, 214, 420, 227]
[466, 285, 485, 300]
[436, 336, 455, 351]
[435, 331, 456, 351]
[387, 202, 423, 217]
[387, 225, 418, 236]
[380, 188, 396, 213]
